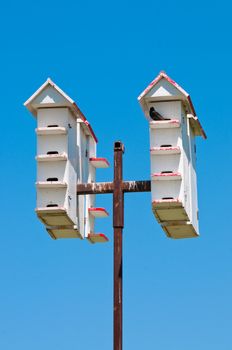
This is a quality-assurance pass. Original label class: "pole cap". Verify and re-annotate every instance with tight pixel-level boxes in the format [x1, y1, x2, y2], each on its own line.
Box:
[114, 141, 125, 153]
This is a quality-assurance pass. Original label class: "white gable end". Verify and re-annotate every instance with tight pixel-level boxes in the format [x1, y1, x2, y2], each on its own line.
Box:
[35, 86, 67, 105]
[146, 78, 184, 99]
[24, 79, 75, 117]
[32, 85, 72, 108]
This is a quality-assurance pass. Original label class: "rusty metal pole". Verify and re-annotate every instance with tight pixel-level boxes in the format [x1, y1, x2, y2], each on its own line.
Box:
[76, 142, 151, 350]
[113, 141, 124, 350]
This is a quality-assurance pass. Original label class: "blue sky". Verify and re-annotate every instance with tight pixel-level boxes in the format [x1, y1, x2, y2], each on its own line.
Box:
[0, 0, 232, 349]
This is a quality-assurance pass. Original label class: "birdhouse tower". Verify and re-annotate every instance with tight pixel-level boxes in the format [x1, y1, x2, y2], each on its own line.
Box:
[24, 79, 109, 242]
[138, 72, 206, 239]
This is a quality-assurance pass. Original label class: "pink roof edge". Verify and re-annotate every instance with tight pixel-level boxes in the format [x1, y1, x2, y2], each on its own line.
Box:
[24, 78, 98, 143]
[138, 71, 206, 139]
[88, 207, 108, 212]
[89, 157, 110, 166]
[151, 172, 181, 177]
[152, 198, 180, 204]
[88, 233, 109, 242]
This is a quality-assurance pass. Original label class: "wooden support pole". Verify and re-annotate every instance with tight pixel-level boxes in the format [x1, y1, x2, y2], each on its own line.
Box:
[76, 143, 151, 350]
[113, 141, 124, 350]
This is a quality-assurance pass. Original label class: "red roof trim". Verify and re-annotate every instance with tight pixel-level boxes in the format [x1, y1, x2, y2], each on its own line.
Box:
[89, 157, 110, 167]
[138, 71, 206, 139]
[150, 146, 180, 152]
[152, 199, 180, 204]
[87, 233, 109, 243]
[88, 207, 108, 213]
[24, 79, 98, 143]
[98, 233, 109, 240]
[150, 119, 180, 126]
[88, 207, 109, 216]
[152, 172, 181, 177]
[186, 96, 207, 139]
[73, 102, 98, 143]
[138, 71, 189, 101]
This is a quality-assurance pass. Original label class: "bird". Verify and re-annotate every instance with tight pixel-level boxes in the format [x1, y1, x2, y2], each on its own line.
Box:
[149, 107, 166, 121]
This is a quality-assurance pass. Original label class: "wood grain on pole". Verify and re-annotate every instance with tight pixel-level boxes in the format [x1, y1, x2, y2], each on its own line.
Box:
[76, 180, 151, 195]
[113, 141, 124, 350]
[76, 146, 151, 350]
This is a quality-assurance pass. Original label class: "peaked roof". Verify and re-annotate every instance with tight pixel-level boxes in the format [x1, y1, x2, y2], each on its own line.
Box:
[138, 71, 206, 139]
[24, 78, 98, 143]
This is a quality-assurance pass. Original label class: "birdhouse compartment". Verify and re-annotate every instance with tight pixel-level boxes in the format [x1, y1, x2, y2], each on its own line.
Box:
[36, 186, 77, 226]
[37, 134, 67, 157]
[150, 127, 181, 149]
[37, 108, 72, 129]
[150, 154, 181, 175]
[37, 161, 67, 183]
[148, 101, 182, 122]
[151, 179, 183, 202]
[37, 187, 68, 209]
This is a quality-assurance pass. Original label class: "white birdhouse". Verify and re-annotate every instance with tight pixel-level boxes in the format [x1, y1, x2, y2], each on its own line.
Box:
[24, 78, 109, 242]
[138, 71, 206, 239]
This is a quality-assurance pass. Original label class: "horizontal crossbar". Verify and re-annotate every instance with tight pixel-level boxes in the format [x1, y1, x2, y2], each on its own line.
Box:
[77, 180, 151, 195]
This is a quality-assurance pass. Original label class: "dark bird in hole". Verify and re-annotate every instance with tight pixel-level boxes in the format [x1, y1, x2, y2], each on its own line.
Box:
[149, 107, 166, 121]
